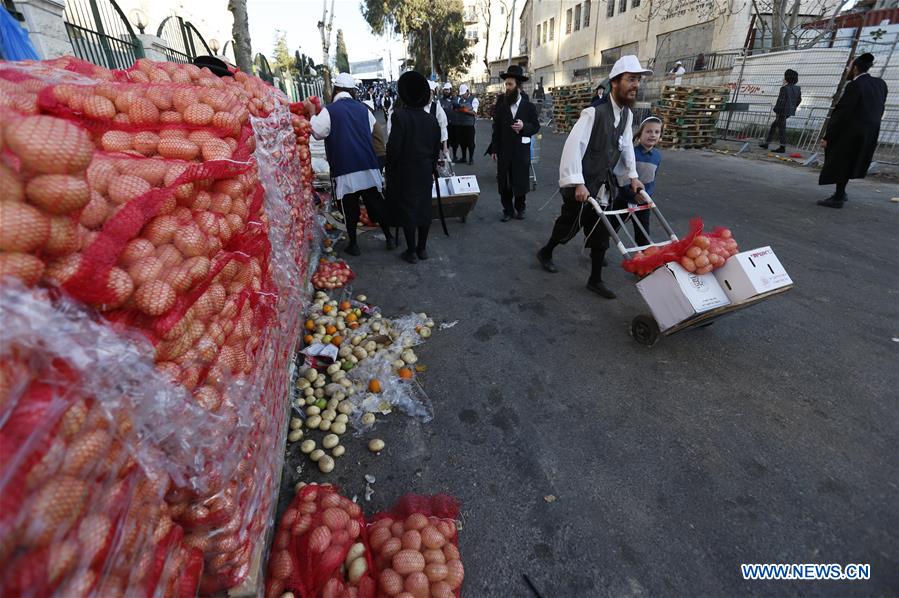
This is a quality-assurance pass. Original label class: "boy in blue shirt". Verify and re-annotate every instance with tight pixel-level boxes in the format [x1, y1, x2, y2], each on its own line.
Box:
[614, 116, 663, 246]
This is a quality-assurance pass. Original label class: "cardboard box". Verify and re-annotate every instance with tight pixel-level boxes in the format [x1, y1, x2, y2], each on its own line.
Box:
[637, 262, 731, 331]
[432, 176, 480, 198]
[714, 246, 792, 303]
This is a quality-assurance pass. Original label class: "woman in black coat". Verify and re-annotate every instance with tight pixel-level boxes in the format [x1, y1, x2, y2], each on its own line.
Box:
[386, 71, 442, 262]
[818, 53, 888, 208]
[760, 69, 801, 153]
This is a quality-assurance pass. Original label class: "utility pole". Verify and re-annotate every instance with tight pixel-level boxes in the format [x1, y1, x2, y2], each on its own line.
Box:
[428, 21, 435, 80]
[507, 0, 516, 68]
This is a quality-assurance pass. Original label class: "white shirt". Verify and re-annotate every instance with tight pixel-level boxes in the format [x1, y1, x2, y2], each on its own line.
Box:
[558, 95, 638, 188]
[426, 101, 449, 143]
[509, 95, 521, 119]
[310, 92, 382, 198]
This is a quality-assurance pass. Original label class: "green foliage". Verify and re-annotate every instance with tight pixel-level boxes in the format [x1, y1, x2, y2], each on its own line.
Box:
[361, 0, 473, 79]
[272, 31, 297, 76]
[335, 29, 350, 73]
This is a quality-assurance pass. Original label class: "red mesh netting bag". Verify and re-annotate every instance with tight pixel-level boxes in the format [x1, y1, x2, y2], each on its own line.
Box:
[266, 484, 376, 598]
[367, 494, 464, 597]
[621, 218, 740, 277]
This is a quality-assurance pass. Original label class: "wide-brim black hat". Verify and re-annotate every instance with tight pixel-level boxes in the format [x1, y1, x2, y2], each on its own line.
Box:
[193, 55, 234, 78]
[398, 71, 430, 108]
[499, 64, 529, 82]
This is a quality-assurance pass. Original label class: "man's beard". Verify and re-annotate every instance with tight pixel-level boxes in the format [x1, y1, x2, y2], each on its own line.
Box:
[504, 87, 519, 104]
[613, 88, 636, 107]
[443, 93, 451, 99]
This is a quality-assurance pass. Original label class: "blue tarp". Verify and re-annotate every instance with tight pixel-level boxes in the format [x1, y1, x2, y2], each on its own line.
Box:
[0, 6, 39, 61]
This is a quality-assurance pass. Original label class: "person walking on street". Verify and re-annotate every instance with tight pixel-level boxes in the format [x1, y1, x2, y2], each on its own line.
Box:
[427, 80, 450, 154]
[385, 71, 442, 263]
[454, 84, 479, 164]
[487, 65, 541, 222]
[759, 69, 801, 154]
[818, 53, 888, 208]
[306, 72, 394, 254]
[442, 82, 460, 162]
[536, 55, 650, 299]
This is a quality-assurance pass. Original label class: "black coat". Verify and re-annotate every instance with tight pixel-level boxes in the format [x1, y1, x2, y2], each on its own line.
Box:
[773, 84, 801, 117]
[385, 108, 441, 227]
[820, 73, 888, 184]
[487, 94, 540, 196]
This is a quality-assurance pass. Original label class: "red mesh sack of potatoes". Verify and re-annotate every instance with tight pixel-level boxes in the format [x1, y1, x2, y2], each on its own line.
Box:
[266, 484, 376, 598]
[0, 286, 207, 598]
[621, 217, 704, 277]
[367, 495, 464, 598]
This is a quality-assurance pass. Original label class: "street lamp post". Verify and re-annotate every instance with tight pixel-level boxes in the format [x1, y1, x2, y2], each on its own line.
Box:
[428, 22, 435, 80]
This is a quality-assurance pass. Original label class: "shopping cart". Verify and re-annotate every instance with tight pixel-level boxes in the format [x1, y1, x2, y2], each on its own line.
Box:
[587, 190, 792, 346]
[529, 133, 542, 190]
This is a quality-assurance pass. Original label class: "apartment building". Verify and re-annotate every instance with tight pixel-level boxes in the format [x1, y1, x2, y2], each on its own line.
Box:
[461, 0, 527, 83]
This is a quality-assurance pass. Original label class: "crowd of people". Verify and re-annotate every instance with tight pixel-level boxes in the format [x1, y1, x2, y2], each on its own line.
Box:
[305, 48, 887, 289]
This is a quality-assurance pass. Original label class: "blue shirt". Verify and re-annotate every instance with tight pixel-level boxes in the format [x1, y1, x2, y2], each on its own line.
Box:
[615, 143, 662, 200]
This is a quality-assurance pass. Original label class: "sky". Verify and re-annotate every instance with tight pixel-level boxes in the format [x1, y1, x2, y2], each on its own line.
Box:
[246, 0, 406, 78]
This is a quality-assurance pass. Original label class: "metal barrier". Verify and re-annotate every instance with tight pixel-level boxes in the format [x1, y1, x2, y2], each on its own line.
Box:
[63, 0, 143, 70]
[664, 51, 742, 74]
[156, 15, 212, 64]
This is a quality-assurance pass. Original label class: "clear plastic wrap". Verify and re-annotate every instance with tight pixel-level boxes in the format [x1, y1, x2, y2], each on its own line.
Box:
[1, 57, 317, 595]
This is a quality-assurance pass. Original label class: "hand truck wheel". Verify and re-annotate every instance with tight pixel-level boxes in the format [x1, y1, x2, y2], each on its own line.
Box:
[631, 314, 660, 346]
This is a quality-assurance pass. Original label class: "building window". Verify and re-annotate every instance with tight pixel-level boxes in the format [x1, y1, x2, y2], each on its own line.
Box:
[584, 0, 591, 27]
[574, 4, 581, 31]
[565, 8, 573, 34]
[549, 17, 555, 40]
[619, 0, 627, 12]
[632, 0, 640, 6]
[606, 0, 614, 18]
[536, 23, 541, 45]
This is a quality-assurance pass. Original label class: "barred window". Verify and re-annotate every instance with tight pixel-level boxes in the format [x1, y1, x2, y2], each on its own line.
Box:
[606, 0, 614, 18]
[536, 23, 541, 45]
[632, 0, 640, 6]
[574, 4, 582, 31]
[619, 0, 627, 12]
[566, 8, 573, 34]
[584, 0, 592, 26]
[549, 17, 555, 40]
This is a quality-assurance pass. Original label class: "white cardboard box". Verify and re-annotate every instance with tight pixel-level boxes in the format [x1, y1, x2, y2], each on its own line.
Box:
[714, 246, 792, 303]
[432, 176, 479, 198]
[637, 262, 731, 331]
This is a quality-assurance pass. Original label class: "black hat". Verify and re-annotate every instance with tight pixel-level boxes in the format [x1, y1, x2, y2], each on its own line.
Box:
[398, 71, 430, 108]
[853, 52, 874, 67]
[193, 55, 234, 78]
[499, 64, 529, 82]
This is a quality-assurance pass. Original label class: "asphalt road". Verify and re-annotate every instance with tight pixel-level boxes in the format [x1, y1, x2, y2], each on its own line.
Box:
[278, 118, 899, 596]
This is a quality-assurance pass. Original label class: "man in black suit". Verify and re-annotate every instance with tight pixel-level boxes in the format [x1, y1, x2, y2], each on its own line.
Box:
[488, 65, 541, 221]
[818, 52, 888, 208]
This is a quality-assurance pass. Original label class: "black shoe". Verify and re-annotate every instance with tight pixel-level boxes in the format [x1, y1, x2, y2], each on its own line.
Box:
[773, 146, 786, 153]
[468, 158, 473, 165]
[400, 250, 418, 263]
[758, 143, 769, 149]
[515, 210, 526, 220]
[501, 213, 513, 222]
[817, 196, 845, 209]
[537, 249, 558, 273]
[586, 279, 616, 299]
[416, 249, 429, 260]
[345, 243, 361, 256]
[385, 237, 396, 250]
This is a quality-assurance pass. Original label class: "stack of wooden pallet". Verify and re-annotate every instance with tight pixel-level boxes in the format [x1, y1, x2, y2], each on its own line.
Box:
[550, 82, 593, 133]
[654, 85, 728, 149]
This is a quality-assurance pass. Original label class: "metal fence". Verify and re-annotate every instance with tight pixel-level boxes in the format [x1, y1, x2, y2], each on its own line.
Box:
[664, 51, 743, 75]
[63, 0, 143, 70]
[156, 15, 212, 64]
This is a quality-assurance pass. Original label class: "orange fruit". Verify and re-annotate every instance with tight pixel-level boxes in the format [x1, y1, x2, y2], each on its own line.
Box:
[339, 300, 351, 311]
[304, 334, 314, 345]
[398, 368, 413, 380]
[305, 319, 315, 331]
[325, 325, 337, 335]
[349, 322, 359, 330]
[346, 313, 357, 323]
[331, 335, 342, 346]
[368, 379, 382, 393]
[323, 305, 333, 314]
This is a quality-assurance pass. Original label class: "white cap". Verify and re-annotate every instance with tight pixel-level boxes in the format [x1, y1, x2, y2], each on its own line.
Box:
[443, 82, 452, 90]
[334, 72, 356, 89]
[459, 84, 469, 94]
[609, 55, 653, 80]
[428, 80, 438, 91]
[675, 60, 683, 65]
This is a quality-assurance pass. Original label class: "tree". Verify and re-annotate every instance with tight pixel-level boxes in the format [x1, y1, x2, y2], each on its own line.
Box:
[295, 50, 316, 77]
[227, 0, 253, 73]
[750, 0, 850, 50]
[362, 0, 473, 79]
[318, 0, 336, 100]
[335, 29, 350, 73]
[478, 0, 493, 71]
[496, 0, 513, 65]
[272, 31, 297, 76]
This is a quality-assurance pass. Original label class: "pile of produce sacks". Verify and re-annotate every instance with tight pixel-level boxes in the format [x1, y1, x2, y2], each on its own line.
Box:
[0, 55, 317, 595]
